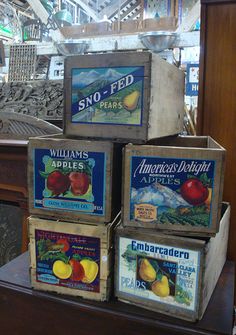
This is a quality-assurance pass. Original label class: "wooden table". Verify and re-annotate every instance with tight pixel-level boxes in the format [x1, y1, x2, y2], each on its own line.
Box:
[0, 252, 234, 335]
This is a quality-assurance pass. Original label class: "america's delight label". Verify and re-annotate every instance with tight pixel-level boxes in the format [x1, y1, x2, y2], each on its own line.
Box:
[130, 156, 215, 227]
[71, 66, 144, 126]
[118, 237, 201, 311]
[34, 148, 106, 215]
[35, 229, 100, 292]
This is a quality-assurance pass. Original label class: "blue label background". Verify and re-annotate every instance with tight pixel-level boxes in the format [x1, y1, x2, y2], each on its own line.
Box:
[34, 148, 106, 215]
[131, 156, 215, 190]
[71, 66, 144, 126]
[130, 156, 215, 227]
[35, 229, 100, 292]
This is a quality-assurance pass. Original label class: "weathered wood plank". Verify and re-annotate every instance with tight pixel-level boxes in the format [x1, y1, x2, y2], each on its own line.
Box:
[29, 214, 119, 301]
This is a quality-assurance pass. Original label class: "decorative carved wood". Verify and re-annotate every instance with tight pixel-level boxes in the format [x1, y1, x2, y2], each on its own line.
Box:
[0, 111, 62, 140]
[0, 80, 63, 121]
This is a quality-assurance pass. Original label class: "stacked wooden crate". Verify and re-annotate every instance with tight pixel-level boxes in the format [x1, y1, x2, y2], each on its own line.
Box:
[27, 136, 121, 301]
[27, 50, 229, 322]
[115, 135, 228, 321]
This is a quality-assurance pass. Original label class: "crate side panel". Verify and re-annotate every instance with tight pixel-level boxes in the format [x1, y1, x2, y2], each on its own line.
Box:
[148, 54, 185, 139]
[29, 219, 111, 299]
[123, 143, 225, 236]
[64, 52, 151, 142]
[28, 137, 114, 223]
[200, 203, 230, 318]
[64, 78, 150, 142]
[115, 228, 205, 322]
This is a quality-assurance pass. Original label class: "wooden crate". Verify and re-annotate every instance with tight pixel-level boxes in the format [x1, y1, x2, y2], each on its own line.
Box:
[29, 213, 120, 301]
[28, 134, 122, 223]
[64, 51, 184, 143]
[115, 203, 230, 321]
[123, 135, 226, 236]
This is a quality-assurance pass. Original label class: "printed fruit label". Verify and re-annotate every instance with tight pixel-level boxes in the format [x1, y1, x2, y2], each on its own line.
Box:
[118, 237, 200, 311]
[35, 229, 100, 292]
[34, 148, 106, 215]
[130, 156, 215, 227]
[71, 66, 144, 126]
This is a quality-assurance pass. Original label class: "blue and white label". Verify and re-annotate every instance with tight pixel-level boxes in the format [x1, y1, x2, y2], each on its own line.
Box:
[118, 237, 200, 312]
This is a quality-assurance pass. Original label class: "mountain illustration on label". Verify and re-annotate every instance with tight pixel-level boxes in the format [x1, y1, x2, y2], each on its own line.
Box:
[130, 182, 211, 227]
[71, 66, 144, 126]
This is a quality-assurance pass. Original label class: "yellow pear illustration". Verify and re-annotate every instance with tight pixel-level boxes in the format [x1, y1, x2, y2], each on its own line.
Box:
[139, 258, 156, 282]
[123, 90, 140, 111]
[151, 275, 170, 297]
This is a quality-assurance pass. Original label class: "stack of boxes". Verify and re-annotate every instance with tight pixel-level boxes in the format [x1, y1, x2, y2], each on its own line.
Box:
[27, 50, 229, 321]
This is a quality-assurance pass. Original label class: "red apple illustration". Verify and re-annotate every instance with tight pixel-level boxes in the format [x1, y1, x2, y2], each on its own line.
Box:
[69, 258, 85, 281]
[180, 178, 209, 205]
[46, 170, 70, 196]
[69, 172, 90, 196]
[56, 238, 70, 252]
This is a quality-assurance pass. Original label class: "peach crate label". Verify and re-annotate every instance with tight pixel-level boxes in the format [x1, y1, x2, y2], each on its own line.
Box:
[118, 237, 200, 311]
[130, 156, 215, 227]
[35, 229, 100, 292]
[33, 148, 106, 215]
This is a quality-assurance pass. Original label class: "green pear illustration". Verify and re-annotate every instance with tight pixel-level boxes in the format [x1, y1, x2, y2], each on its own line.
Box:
[151, 276, 170, 297]
[123, 90, 140, 111]
[139, 258, 156, 282]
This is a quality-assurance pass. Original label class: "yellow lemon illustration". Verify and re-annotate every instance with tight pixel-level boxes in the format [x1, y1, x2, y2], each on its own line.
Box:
[123, 90, 140, 111]
[80, 259, 99, 283]
[151, 276, 170, 298]
[139, 258, 156, 282]
[52, 260, 72, 280]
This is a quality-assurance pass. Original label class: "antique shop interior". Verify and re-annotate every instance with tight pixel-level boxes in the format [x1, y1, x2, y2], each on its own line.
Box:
[0, 0, 235, 334]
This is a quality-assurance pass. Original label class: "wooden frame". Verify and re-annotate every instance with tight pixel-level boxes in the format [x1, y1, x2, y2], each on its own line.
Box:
[122, 135, 226, 236]
[28, 134, 122, 223]
[64, 51, 184, 143]
[29, 213, 120, 301]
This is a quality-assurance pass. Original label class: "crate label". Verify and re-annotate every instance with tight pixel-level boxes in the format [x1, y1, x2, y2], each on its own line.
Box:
[134, 204, 157, 222]
[35, 229, 100, 292]
[34, 148, 106, 215]
[130, 156, 215, 227]
[71, 66, 144, 126]
[118, 237, 201, 311]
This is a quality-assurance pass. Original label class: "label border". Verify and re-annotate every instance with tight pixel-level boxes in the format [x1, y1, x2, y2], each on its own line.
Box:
[129, 155, 216, 228]
[118, 236, 201, 313]
[33, 149, 107, 216]
[70, 65, 145, 127]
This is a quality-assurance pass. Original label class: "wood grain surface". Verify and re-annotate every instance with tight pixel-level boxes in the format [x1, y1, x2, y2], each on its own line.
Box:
[0, 252, 234, 335]
[198, 1, 236, 265]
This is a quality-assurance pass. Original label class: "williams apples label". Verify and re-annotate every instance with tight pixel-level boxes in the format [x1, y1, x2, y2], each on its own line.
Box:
[118, 237, 201, 311]
[71, 66, 144, 126]
[35, 229, 100, 292]
[130, 156, 215, 227]
[34, 148, 106, 215]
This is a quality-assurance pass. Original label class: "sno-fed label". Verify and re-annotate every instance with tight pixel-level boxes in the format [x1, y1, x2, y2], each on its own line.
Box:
[34, 148, 106, 215]
[71, 66, 144, 126]
[35, 229, 100, 292]
[118, 237, 200, 312]
[130, 156, 215, 227]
